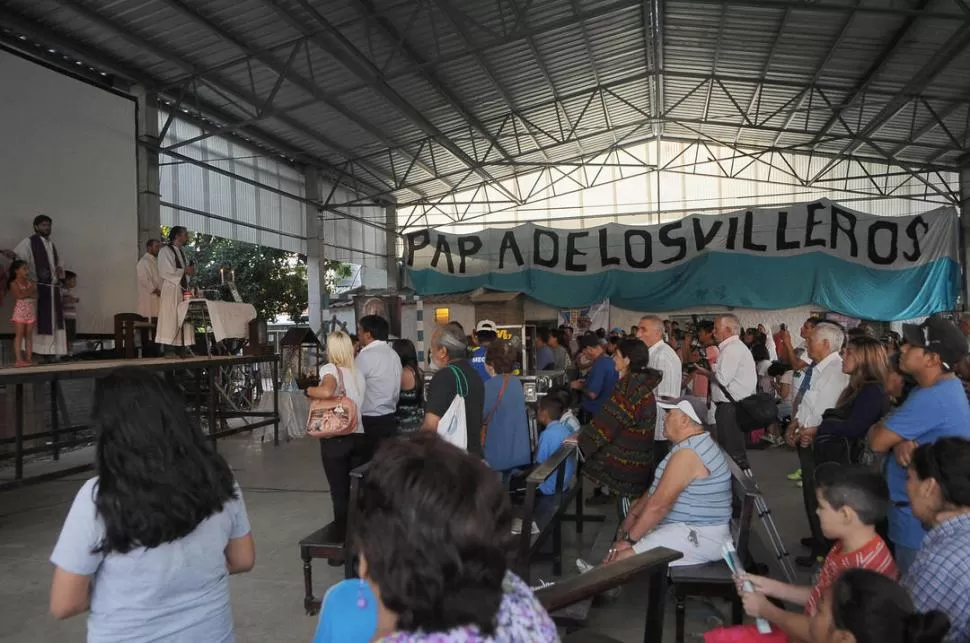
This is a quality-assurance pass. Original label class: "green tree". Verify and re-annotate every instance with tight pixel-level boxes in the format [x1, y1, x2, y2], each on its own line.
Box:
[160, 227, 351, 322]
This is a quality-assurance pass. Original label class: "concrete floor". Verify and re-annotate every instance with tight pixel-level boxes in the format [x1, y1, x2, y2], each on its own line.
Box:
[0, 435, 811, 643]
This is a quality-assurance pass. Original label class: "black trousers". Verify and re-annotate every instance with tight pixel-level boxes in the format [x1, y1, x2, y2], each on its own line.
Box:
[362, 413, 400, 441]
[319, 413, 399, 538]
[319, 434, 370, 538]
[798, 444, 826, 553]
[713, 403, 749, 469]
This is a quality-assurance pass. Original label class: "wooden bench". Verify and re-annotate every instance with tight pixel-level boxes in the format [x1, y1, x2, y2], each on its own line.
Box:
[667, 453, 760, 643]
[512, 442, 580, 582]
[299, 463, 369, 615]
[534, 546, 684, 643]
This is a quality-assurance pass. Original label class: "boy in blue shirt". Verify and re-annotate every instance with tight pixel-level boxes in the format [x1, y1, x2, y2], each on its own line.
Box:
[869, 316, 970, 574]
[535, 396, 577, 496]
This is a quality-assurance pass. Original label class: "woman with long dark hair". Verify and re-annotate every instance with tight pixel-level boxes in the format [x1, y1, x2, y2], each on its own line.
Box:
[49, 368, 255, 641]
[391, 338, 423, 434]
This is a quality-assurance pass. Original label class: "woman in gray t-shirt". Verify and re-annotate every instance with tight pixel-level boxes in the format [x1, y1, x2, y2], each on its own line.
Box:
[49, 367, 255, 642]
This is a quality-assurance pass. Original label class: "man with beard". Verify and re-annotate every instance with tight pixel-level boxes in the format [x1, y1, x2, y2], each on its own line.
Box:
[155, 226, 195, 358]
[14, 215, 67, 357]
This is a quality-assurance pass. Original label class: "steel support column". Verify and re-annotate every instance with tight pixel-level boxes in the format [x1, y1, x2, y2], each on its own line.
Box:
[959, 154, 970, 308]
[133, 86, 161, 254]
[305, 168, 324, 333]
[385, 205, 400, 292]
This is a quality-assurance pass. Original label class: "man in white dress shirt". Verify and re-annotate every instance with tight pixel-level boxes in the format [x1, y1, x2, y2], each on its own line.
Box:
[785, 321, 849, 564]
[636, 315, 683, 463]
[155, 226, 195, 357]
[14, 215, 68, 357]
[355, 314, 403, 453]
[701, 314, 757, 467]
[136, 239, 162, 321]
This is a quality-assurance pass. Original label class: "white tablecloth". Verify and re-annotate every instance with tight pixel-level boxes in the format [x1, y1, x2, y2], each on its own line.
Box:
[177, 299, 256, 342]
[278, 390, 309, 440]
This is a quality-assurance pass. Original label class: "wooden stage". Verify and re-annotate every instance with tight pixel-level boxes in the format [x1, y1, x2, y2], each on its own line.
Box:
[0, 353, 281, 490]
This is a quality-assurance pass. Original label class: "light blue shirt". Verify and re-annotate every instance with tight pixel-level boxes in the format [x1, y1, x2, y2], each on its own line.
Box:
[483, 376, 532, 472]
[884, 377, 970, 550]
[315, 580, 377, 643]
[537, 420, 576, 495]
[355, 340, 403, 416]
[648, 433, 732, 527]
[50, 477, 251, 643]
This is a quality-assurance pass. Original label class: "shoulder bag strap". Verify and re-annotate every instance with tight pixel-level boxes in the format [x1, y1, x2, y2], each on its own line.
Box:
[333, 366, 346, 398]
[712, 374, 737, 404]
[448, 364, 467, 398]
[481, 374, 511, 447]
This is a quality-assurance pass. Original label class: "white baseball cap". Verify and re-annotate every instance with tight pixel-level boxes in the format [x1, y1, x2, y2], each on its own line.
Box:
[656, 397, 703, 425]
[476, 320, 497, 333]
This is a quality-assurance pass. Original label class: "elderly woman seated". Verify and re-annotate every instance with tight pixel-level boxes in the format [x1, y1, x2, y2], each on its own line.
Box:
[313, 433, 557, 643]
[580, 397, 733, 571]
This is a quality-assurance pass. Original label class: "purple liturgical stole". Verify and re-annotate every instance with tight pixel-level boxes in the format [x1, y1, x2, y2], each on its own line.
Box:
[29, 234, 64, 335]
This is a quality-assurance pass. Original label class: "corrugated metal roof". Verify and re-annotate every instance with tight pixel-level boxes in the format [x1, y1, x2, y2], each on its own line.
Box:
[1, 0, 968, 214]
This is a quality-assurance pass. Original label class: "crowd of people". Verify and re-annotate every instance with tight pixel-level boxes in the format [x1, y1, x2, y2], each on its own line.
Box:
[43, 308, 970, 642]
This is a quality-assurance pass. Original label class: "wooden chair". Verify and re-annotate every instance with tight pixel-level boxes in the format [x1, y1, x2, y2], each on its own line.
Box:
[113, 313, 152, 358]
[299, 462, 371, 615]
[534, 546, 684, 643]
[667, 453, 760, 643]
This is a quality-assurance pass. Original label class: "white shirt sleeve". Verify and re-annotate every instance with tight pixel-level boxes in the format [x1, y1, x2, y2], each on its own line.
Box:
[50, 478, 105, 576]
[795, 360, 849, 428]
[137, 257, 154, 294]
[652, 345, 683, 440]
[13, 237, 34, 278]
[157, 246, 183, 286]
[227, 483, 251, 540]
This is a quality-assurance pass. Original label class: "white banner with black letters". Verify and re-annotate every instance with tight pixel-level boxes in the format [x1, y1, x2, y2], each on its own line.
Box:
[403, 199, 960, 321]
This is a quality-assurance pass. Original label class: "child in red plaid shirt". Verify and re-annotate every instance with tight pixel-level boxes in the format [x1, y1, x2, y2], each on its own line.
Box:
[733, 466, 897, 642]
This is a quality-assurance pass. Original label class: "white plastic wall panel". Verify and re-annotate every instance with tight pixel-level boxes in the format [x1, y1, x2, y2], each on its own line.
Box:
[158, 111, 307, 253]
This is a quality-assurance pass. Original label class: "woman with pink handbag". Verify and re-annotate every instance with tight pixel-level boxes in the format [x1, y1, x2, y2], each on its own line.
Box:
[306, 331, 366, 550]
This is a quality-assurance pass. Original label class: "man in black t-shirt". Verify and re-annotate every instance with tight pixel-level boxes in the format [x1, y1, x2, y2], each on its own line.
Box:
[422, 324, 486, 456]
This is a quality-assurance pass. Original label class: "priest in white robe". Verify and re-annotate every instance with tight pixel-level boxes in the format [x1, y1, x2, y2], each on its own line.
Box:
[155, 226, 194, 357]
[136, 238, 162, 320]
[14, 215, 67, 357]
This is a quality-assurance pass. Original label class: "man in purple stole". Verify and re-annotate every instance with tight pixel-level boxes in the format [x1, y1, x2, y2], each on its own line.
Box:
[14, 215, 67, 357]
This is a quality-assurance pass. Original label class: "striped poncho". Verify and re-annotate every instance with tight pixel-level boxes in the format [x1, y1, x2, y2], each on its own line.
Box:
[577, 369, 661, 498]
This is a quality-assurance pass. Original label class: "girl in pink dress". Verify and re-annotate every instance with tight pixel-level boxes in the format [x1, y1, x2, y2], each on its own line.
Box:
[8, 260, 37, 366]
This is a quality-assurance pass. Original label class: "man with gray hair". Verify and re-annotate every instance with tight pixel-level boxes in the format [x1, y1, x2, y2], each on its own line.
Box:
[422, 324, 486, 456]
[785, 320, 849, 566]
[697, 314, 757, 467]
[636, 315, 683, 462]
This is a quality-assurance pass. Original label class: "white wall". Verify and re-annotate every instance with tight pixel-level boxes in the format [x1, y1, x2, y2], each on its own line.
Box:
[524, 298, 559, 323]
[0, 51, 137, 335]
[320, 308, 356, 336]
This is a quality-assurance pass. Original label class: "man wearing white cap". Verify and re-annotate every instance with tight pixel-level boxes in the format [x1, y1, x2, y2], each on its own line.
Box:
[578, 396, 733, 571]
[470, 320, 498, 380]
